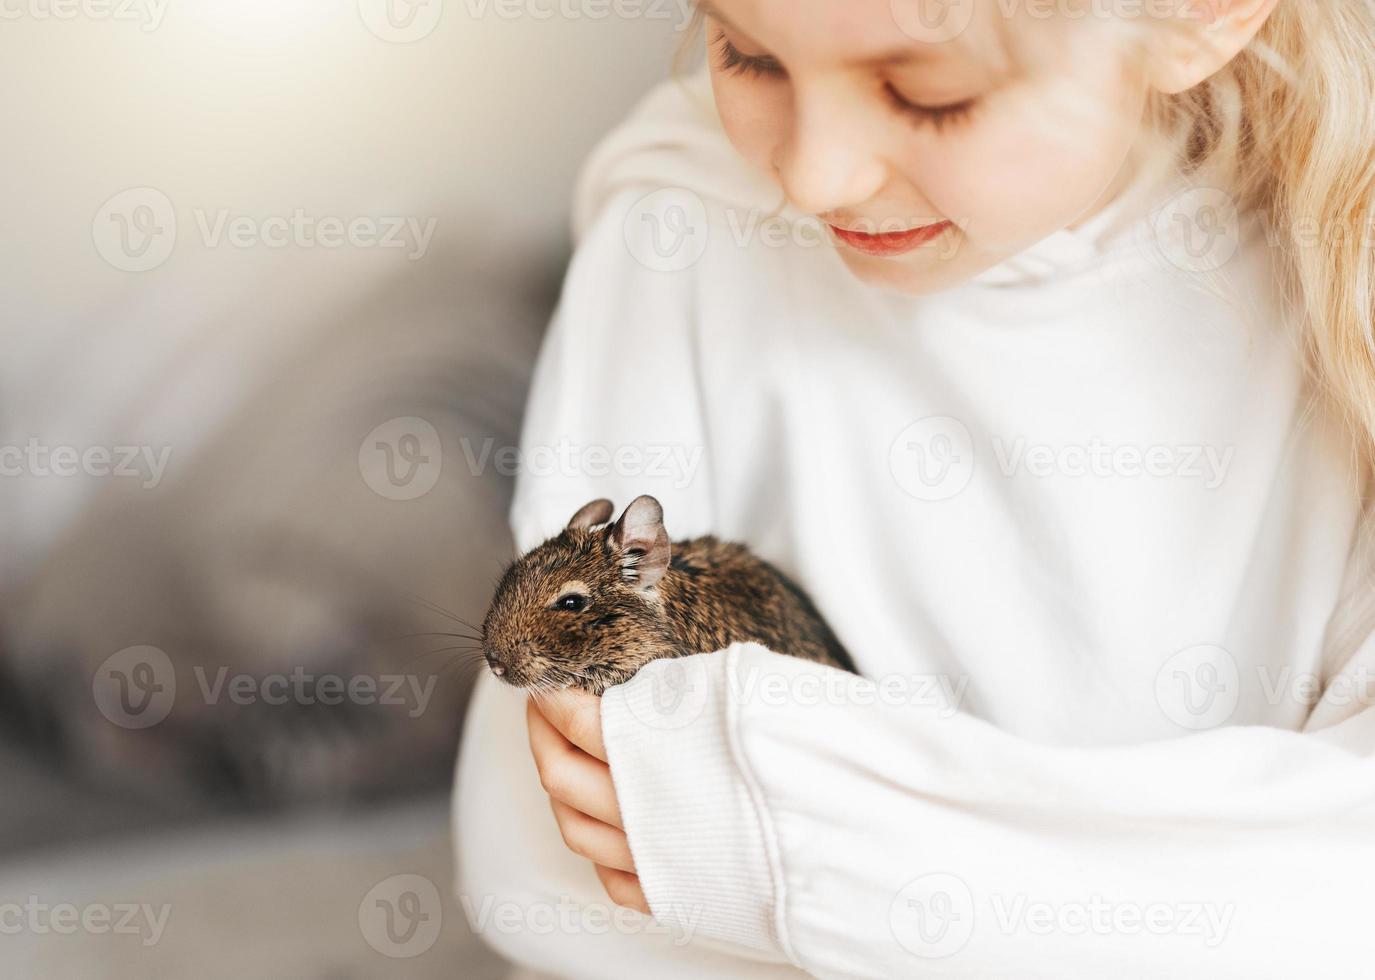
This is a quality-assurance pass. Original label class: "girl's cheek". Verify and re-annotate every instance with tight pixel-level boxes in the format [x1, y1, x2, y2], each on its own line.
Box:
[711, 73, 792, 183]
[926, 86, 1138, 253]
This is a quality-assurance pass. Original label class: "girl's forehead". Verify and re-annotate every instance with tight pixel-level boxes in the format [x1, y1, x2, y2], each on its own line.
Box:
[700, 0, 1127, 78]
[701, 0, 1017, 67]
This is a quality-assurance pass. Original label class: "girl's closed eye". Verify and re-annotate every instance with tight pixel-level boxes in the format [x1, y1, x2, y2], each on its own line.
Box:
[882, 82, 980, 132]
[715, 31, 980, 133]
[714, 33, 785, 79]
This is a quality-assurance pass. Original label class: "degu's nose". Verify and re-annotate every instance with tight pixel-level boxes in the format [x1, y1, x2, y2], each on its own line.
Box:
[484, 648, 506, 677]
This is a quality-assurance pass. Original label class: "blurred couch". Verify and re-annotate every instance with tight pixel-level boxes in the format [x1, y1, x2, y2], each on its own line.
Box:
[0, 3, 684, 976]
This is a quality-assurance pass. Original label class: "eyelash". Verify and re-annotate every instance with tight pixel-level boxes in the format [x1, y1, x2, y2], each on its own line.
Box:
[713, 34, 979, 133]
[883, 83, 978, 132]
[714, 33, 785, 79]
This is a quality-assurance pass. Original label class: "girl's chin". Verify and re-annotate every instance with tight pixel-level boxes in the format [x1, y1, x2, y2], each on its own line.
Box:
[835, 242, 990, 297]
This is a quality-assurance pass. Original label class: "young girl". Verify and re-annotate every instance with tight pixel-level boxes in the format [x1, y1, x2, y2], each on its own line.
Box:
[458, 1, 1375, 975]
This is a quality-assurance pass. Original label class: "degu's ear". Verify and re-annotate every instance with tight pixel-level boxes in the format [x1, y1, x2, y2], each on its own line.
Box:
[567, 498, 615, 531]
[609, 495, 671, 589]
[1146, 0, 1279, 95]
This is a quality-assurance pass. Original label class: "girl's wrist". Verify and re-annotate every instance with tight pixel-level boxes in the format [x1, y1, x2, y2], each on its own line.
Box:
[601, 647, 786, 957]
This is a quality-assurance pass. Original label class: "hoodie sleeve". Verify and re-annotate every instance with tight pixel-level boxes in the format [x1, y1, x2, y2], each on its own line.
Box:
[599, 533, 1375, 980]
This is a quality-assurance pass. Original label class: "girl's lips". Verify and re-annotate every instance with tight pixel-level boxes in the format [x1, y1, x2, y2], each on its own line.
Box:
[829, 220, 953, 257]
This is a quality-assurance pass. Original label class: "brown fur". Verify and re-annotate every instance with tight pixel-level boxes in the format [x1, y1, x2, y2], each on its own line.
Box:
[481, 497, 854, 694]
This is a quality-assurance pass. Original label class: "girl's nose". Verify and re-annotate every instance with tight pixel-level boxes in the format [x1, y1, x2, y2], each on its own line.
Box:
[774, 83, 889, 216]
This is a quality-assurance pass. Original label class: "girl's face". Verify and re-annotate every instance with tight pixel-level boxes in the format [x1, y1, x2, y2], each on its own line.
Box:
[704, 0, 1155, 294]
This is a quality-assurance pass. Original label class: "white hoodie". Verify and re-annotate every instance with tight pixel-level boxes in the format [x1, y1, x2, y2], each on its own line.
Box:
[456, 72, 1375, 979]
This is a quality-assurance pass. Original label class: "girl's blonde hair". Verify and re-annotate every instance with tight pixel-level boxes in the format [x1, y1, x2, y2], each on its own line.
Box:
[1159, 0, 1375, 480]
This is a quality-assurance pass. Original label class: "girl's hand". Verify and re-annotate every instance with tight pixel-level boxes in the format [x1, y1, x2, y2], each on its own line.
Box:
[526, 690, 650, 915]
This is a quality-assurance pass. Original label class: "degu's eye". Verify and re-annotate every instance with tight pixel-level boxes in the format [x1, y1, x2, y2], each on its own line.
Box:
[555, 593, 588, 612]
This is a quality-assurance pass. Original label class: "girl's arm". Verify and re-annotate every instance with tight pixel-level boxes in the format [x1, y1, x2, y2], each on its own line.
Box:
[594, 628, 1375, 979]
[456, 665, 809, 979]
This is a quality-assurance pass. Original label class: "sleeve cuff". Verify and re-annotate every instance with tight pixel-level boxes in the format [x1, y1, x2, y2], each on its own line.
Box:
[600, 646, 787, 958]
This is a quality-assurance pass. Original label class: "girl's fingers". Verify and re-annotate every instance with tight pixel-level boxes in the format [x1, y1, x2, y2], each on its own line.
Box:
[527, 699, 624, 828]
[530, 687, 607, 761]
[526, 695, 647, 916]
[550, 798, 637, 873]
[595, 863, 650, 916]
